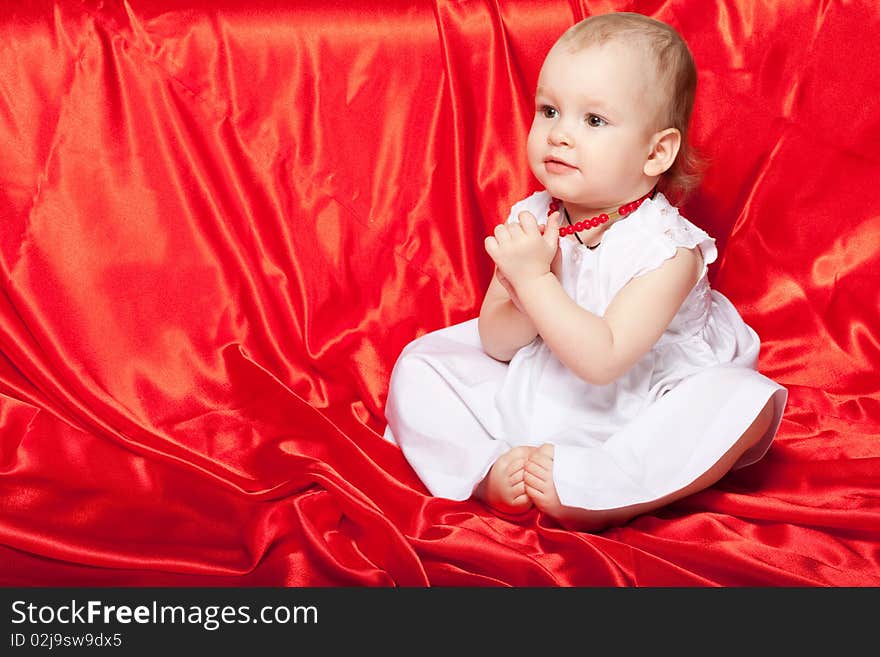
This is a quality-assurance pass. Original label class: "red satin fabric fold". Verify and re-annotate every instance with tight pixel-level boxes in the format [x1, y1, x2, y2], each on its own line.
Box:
[1, 0, 878, 586]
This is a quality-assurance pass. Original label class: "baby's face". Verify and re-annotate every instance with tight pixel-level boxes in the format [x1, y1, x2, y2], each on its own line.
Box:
[527, 39, 662, 210]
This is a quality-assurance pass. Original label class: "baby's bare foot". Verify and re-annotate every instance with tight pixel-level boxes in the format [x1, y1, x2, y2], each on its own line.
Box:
[523, 443, 561, 514]
[524, 443, 610, 531]
[475, 446, 536, 515]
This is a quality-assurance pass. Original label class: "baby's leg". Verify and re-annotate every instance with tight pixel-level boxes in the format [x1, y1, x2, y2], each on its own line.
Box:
[525, 396, 777, 532]
[474, 446, 537, 515]
[385, 320, 513, 501]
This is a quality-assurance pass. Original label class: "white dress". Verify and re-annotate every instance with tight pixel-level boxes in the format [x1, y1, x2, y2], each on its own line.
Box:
[383, 191, 787, 510]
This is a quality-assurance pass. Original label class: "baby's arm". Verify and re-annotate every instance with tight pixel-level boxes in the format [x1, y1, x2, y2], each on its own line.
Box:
[477, 270, 539, 362]
[514, 247, 702, 385]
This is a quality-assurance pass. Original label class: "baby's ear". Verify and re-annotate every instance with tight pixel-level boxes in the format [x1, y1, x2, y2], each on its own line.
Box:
[644, 128, 681, 177]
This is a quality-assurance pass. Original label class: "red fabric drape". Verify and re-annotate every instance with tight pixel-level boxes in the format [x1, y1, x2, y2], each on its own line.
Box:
[1, 0, 878, 586]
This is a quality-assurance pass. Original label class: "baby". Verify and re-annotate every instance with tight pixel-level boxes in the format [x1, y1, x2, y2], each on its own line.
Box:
[383, 12, 786, 532]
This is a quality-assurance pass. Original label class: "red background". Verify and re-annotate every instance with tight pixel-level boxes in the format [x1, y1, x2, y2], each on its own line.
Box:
[1, 0, 878, 585]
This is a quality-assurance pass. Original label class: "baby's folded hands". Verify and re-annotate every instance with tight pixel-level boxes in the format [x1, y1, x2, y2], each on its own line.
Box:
[484, 210, 562, 287]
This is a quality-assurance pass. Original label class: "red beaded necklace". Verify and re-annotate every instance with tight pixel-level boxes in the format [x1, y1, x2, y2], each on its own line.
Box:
[549, 188, 656, 249]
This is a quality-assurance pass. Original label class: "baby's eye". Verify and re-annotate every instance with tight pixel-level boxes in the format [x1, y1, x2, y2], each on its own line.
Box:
[586, 114, 607, 127]
[539, 105, 558, 119]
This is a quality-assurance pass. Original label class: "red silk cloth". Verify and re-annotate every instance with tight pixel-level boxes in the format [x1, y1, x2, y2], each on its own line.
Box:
[1, 0, 878, 586]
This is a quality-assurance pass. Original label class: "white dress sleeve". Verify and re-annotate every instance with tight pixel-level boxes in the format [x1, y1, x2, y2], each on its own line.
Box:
[600, 194, 718, 302]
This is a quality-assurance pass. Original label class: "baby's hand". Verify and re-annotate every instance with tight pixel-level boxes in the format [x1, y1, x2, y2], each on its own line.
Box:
[485, 211, 560, 289]
[495, 269, 525, 313]
[539, 216, 564, 280]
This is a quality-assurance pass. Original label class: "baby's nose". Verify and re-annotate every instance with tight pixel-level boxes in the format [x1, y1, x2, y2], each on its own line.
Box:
[549, 125, 572, 146]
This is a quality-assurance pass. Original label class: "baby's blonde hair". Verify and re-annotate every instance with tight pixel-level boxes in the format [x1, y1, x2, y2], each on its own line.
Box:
[556, 12, 702, 200]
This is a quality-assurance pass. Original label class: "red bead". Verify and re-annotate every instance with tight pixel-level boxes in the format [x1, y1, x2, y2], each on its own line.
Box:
[549, 201, 559, 211]
[574, 221, 585, 231]
[559, 225, 570, 236]
[618, 205, 628, 215]
[599, 213, 609, 223]
[590, 217, 600, 228]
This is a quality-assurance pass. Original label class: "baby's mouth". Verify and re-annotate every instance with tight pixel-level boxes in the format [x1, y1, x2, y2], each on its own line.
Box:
[544, 157, 578, 173]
